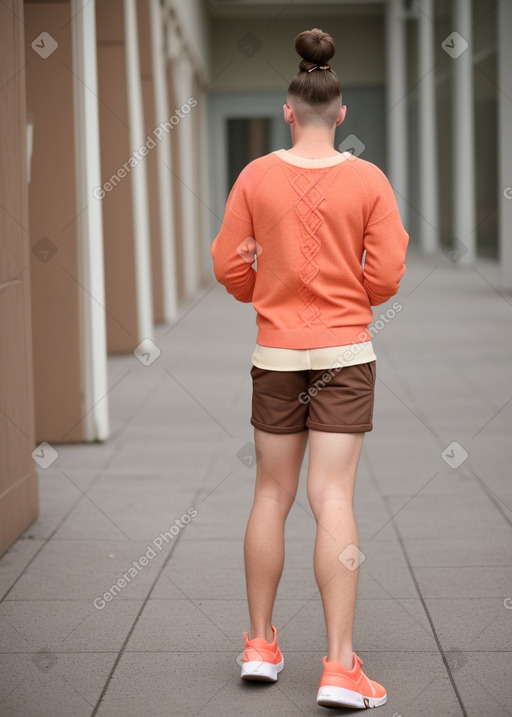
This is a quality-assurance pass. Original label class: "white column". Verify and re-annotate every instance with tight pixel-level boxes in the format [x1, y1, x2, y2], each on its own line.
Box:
[72, 0, 109, 440]
[417, 0, 439, 253]
[197, 77, 215, 283]
[497, 0, 512, 289]
[124, 0, 154, 339]
[167, 19, 200, 299]
[385, 0, 408, 227]
[149, 0, 178, 321]
[452, 0, 476, 264]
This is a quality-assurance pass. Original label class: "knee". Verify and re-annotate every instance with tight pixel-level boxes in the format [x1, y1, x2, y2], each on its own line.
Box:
[254, 490, 295, 515]
[307, 488, 352, 520]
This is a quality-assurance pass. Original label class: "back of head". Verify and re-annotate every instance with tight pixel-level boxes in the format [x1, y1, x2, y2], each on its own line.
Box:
[287, 28, 342, 125]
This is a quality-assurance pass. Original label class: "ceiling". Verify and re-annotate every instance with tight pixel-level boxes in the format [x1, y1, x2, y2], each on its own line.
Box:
[205, 0, 385, 20]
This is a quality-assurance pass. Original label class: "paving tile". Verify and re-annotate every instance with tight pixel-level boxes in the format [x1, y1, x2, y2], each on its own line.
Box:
[400, 537, 512, 568]
[386, 493, 511, 541]
[0, 652, 116, 717]
[448, 651, 512, 717]
[281, 598, 436, 652]
[93, 651, 299, 717]
[269, 651, 462, 717]
[6, 539, 171, 601]
[0, 538, 44, 599]
[424, 598, 512, 651]
[123, 598, 235, 652]
[414, 566, 512, 599]
[0, 600, 142, 653]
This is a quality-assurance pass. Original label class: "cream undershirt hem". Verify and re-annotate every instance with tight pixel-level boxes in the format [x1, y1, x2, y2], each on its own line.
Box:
[273, 148, 353, 169]
[251, 341, 376, 371]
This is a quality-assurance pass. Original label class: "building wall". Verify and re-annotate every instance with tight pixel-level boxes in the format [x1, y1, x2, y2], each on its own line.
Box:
[209, 15, 385, 92]
[0, 0, 39, 557]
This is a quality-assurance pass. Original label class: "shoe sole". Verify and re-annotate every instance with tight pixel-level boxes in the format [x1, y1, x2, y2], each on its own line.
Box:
[317, 685, 387, 709]
[241, 659, 284, 682]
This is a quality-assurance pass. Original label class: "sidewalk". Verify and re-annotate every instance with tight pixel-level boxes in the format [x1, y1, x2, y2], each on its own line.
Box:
[0, 247, 511, 716]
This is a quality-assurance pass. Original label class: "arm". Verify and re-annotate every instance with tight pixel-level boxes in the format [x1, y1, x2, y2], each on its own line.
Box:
[210, 170, 257, 303]
[362, 166, 409, 306]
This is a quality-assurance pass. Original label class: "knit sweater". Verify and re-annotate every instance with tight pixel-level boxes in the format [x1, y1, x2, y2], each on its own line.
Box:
[211, 149, 409, 350]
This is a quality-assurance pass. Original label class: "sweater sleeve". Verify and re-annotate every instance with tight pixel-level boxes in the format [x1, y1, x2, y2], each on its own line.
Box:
[362, 164, 409, 306]
[210, 167, 256, 303]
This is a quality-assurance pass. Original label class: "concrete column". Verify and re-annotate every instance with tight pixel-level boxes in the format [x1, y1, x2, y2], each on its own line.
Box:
[137, 0, 165, 324]
[72, 0, 109, 440]
[452, 0, 476, 264]
[149, 0, 179, 319]
[124, 0, 154, 339]
[96, 0, 153, 352]
[417, 0, 439, 253]
[195, 73, 213, 286]
[497, 0, 512, 289]
[0, 0, 38, 556]
[385, 0, 408, 226]
[167, 20, 200, 299]
[25, 1, 87, 441]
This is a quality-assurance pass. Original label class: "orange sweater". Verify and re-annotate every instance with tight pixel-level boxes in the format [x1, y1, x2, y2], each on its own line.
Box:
[211, 150, 409, 349]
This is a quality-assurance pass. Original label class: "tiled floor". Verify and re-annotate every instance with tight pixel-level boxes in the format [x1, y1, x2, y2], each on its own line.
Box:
[1, 247, 511, 716]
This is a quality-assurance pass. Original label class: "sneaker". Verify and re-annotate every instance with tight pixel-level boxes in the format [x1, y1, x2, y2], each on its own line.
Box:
[317, 653, 387, 709]
[240, 624, 284, 682]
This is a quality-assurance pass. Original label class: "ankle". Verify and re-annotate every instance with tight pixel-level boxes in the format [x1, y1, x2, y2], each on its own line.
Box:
[249, 625, 274, 642]
[326, 650, 354, 671]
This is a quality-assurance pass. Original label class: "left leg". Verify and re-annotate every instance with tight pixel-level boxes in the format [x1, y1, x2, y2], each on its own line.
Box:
[244, 427, 309, 642]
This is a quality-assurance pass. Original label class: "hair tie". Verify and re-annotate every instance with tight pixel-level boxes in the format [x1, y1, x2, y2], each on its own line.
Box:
[306, 64, 331, 72]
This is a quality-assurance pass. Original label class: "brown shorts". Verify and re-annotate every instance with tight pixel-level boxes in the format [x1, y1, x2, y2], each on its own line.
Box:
[250, 360, 376, 434]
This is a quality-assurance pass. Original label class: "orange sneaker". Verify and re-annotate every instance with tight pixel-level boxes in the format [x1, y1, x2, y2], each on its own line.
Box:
[240, 624, 284, 682]
[317, 653, 387, 709]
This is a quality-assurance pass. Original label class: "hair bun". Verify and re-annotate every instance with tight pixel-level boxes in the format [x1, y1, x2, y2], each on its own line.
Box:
[295, 28, 335, 72]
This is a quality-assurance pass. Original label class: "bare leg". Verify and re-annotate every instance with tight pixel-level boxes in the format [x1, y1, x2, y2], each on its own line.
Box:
[306, 429, 365, 670]
[244, 427, 309, 642]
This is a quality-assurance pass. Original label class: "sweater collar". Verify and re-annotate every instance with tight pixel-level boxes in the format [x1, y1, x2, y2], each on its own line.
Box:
[273, 148, 353, 169]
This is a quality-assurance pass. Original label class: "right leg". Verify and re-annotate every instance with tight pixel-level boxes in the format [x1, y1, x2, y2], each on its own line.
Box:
[306, 429, 365, 671]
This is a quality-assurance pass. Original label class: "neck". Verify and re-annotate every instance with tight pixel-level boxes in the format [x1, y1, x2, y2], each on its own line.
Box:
[288, 125, 338, 158]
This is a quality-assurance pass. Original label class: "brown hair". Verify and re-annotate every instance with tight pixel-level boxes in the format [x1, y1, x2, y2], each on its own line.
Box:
[287, 28, 341, 106]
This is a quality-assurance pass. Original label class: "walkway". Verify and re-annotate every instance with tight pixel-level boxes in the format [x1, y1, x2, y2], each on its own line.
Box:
[1, 247, 511, 716]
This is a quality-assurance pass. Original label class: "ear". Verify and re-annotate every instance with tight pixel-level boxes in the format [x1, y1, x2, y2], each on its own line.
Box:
[335, 105, 347, 127]
[283, 103, 295, 125]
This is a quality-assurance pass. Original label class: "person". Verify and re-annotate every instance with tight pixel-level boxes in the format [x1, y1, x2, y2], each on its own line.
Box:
[210, 27, 408, 710]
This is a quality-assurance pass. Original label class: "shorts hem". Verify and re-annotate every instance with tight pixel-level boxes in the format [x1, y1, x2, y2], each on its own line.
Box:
[250, 417, 308, 434]
[305, 419, 373, 433]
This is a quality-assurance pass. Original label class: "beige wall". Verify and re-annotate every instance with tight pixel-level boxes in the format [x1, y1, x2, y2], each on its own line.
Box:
[96, 0, 140, 352]
[0, 0, 38, 557]
[209, 15, 385, 92]
[25, 1, 85, 442]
